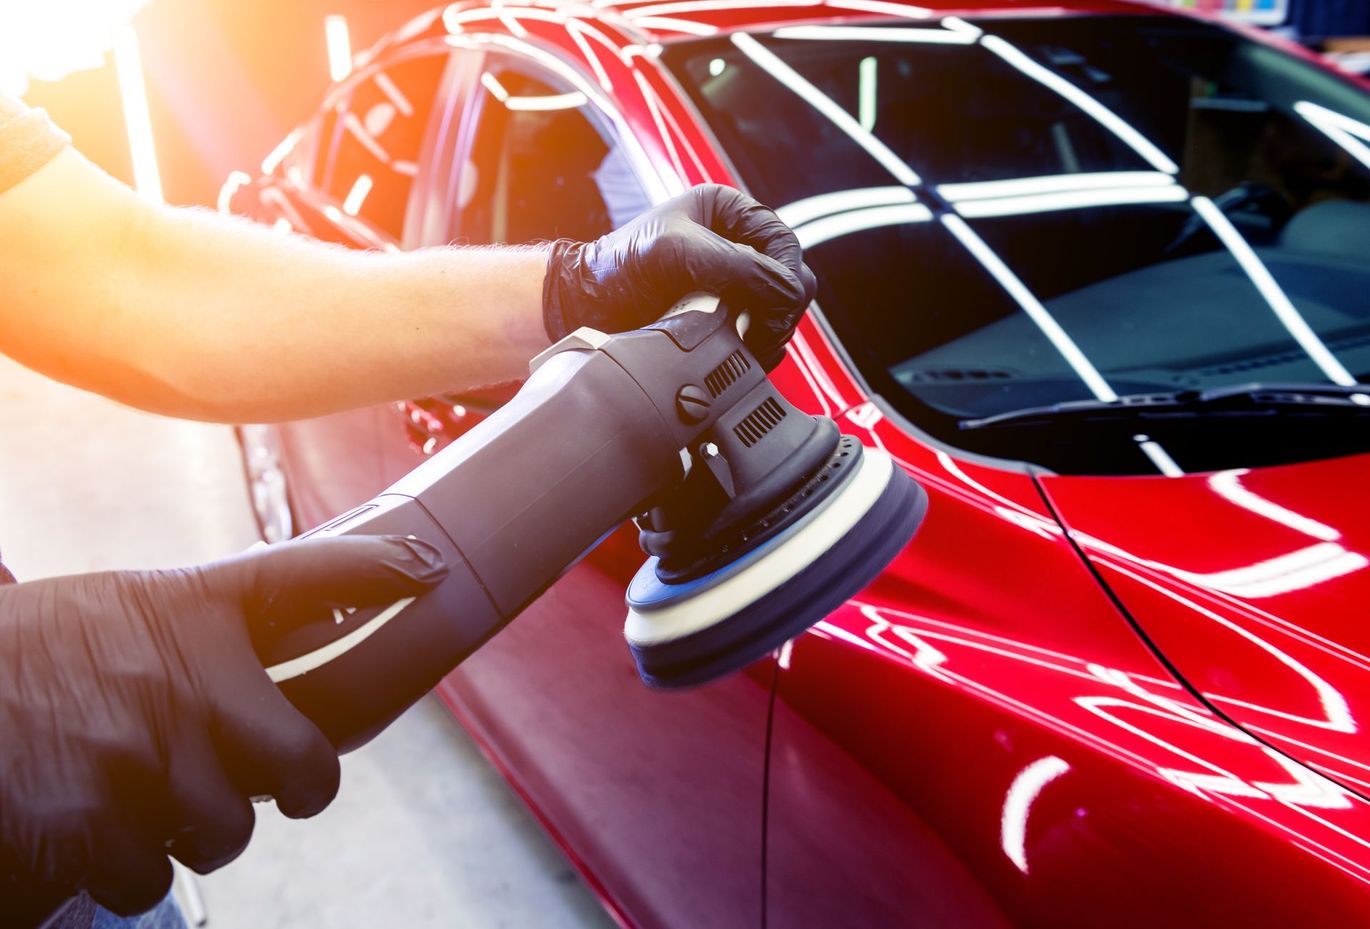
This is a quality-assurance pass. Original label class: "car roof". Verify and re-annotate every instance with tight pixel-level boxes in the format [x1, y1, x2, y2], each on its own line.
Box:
[602, 0, 1156, 41]
[365, 0, 1169, 66]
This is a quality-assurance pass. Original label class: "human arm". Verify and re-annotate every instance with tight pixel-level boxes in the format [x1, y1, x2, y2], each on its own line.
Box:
[0, 148, 549, 422]
[0, 144, 813, 423]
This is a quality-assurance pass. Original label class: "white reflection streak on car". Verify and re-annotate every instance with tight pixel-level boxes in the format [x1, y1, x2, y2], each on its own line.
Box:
[942, 213, 1119, 402]
[852, 603, 1369, 833]
[1192, 196, 1359, 387]
[1209, 470, 1342, 542]
[771, 23, 975, 43]
[1297, 100, 1370, 172]
[978, 33, 1179, 174]
[1001, 755, 1071, 873]
[443, 30, 678, 200]
[731, 31, 922, 185]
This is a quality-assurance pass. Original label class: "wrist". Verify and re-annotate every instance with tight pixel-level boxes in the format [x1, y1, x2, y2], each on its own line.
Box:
[541, 238, 580, 342]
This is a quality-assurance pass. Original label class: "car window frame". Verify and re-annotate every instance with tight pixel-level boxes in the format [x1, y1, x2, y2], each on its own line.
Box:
[286, 39, 462, 244]
[399, 44, 488, 249]
[422, 44, 665, 247]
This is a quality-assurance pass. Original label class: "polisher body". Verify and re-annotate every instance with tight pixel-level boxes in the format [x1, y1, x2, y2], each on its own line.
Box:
[260, 299, 926, 752]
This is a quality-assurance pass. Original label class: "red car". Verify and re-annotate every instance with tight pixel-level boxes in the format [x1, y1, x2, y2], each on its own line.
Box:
[226, 1, 1370, 925]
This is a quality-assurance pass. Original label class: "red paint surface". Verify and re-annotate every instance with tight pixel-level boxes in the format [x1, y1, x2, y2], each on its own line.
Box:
[1042, 457, 1370, 795]
[234, 1, 1370, 925]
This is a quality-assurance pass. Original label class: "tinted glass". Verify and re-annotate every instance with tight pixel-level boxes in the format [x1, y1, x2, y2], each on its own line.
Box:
[665, 17, 1370, 474]
[453, 59, 653, 244]
[324, 52, 449, 240]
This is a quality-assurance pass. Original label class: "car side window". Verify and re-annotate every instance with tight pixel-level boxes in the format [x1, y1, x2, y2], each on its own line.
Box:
[323, 51, 450, 240]
[452, 57, 653, 244]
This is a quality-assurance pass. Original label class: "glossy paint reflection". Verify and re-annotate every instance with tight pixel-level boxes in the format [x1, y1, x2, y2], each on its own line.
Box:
[1042, 455, 1370, 797]
[769, 414, 1370, 924]
[1001, 755, 1070, 874]
[236, 2, 1370, 925]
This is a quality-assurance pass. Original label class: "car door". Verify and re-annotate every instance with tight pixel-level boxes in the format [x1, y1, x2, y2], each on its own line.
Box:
[412, 48, 771, 929]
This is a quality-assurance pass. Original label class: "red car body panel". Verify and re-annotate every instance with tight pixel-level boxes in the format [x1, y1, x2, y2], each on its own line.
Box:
[1040, 456, 1370, 794]
[769, 383, 1370, 925]
[228, 1, 1370, 925]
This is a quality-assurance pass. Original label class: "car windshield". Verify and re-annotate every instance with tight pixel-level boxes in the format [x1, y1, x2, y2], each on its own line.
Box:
[663, 15, 1370, 475]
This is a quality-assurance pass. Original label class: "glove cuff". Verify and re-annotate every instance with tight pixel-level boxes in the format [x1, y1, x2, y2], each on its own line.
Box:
[541, 239, 580, 343]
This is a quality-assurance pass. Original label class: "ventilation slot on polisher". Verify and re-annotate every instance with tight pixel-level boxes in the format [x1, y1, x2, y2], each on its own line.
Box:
[734, 397, 787, 447]
[705, 351, 751, 398]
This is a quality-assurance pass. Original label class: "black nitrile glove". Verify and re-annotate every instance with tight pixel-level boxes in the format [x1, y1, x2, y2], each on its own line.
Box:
[0, 535, 447, 925]
[543, 184, 818, 370]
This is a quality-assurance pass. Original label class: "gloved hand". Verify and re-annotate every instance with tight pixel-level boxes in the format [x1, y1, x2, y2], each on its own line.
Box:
[543, 184, 817, 369]
[0, 535, 447, 924]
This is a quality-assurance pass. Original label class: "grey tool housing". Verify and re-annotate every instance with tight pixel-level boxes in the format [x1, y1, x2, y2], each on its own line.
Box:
[260, 296, 926, 752]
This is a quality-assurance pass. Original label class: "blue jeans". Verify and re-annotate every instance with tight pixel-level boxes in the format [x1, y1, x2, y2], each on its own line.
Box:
[91, 896, 186, 929]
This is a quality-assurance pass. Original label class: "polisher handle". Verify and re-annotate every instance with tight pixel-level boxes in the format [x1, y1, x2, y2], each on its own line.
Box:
[256, 344, 686, 753]
[256, 295, 789, 751]
[259, 495, 500, 752]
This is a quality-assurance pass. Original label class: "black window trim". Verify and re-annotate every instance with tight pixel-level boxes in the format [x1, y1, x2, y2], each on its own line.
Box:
[429, 32, 674, 247]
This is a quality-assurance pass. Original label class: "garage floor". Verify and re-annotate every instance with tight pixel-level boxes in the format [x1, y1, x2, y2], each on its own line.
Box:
[0, 355, 616, 929]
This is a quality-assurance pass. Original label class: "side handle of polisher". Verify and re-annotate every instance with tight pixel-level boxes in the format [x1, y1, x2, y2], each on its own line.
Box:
[259, 494, 501, 753]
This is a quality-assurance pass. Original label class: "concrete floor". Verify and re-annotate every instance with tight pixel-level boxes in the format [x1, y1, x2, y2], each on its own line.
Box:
[0, 355, 616, 929]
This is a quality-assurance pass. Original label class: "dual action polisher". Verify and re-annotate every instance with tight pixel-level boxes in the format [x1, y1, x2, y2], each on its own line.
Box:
[260, 295, 928, 751]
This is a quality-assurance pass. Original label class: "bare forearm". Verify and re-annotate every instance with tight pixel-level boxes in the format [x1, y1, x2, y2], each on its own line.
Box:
[119, 205, 550, 421]
[0, 150, 550, 422]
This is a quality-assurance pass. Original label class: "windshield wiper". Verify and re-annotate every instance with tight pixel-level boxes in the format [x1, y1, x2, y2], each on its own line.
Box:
[958, 382, 1370, 431]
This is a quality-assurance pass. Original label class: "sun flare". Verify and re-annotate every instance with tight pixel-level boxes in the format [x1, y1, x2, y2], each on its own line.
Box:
[0, 0, 149, 95]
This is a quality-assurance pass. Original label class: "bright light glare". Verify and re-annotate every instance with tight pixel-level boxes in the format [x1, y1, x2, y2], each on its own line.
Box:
[979, 35, 1179, 175]
[1208, 470, 1340, 541]
[481, 72, 586, 111]
[858, 56, 877, 131]
[794, 203, 932, 249]
[325, 14, 353, 83]
[342, 174, 372, 216]
[1295, 100, 1370, 173]
[217, 169, 251, 215]
[624, 0, 818, 18]
[113, 25, 162, 204]
[507, 91, 588, 112]
[938, 171, 1178, 202]
[565, 20, 615, 92]
[481, 71, 509, 102]
[374, 73, 415, 117]
[940, 16, 983, 39]
[732, 33, 920, 186]
[262, 128, 303, 175]
[1192, 195, 1357, 387]
[0, 0, 148, 95]
[824, 0, 933, 18]
[446, 30, 677, 202]
[1133, 434, 1183, 477]
[1001, 756, 1070, 874]
[631, 15, 719, 36]
[952, 185, 1189, 218]
[773, 24, 976, 44]
[1182, 541, 1368, 599]
[775, 185, 915, 227]
[708, 57, 726, 77]
[943, 213, 1117, 402]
